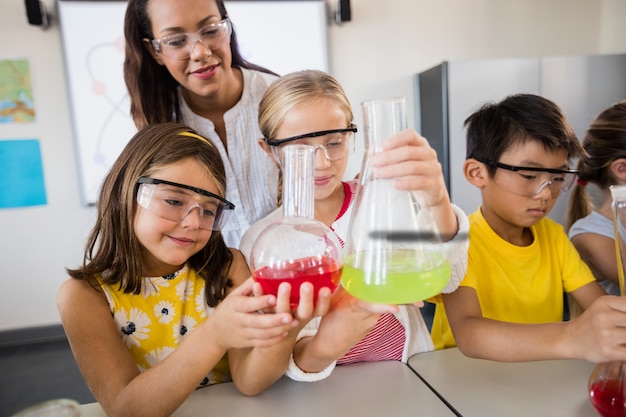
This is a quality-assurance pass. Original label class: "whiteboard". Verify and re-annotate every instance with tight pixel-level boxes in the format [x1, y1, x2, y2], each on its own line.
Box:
[58, 0, 329, 205]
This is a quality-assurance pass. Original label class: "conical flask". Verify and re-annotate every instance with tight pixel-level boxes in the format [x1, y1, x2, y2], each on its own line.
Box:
[341, 97, 450, 304]
[588, 185, 626, 417]
[250, 144, 343, 306]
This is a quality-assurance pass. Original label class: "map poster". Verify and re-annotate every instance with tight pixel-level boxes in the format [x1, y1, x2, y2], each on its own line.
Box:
[0, 59, 36, 123]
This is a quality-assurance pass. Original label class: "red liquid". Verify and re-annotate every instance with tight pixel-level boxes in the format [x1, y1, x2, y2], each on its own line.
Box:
[253, 256, 342, 305]
[589, 379, 626, 417]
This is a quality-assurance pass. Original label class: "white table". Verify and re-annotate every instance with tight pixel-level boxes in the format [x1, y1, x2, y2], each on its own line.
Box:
[408, 347, 598, 417]
[78, 360, 456, 416]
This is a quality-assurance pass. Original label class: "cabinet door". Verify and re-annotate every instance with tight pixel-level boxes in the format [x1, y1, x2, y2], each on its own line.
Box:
[419, 54, 626, 224]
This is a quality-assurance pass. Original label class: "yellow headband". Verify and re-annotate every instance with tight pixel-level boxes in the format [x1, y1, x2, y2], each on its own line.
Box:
[180, 131, 215, 148]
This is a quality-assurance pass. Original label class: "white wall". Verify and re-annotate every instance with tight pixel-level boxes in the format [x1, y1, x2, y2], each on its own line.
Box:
[0, 0, 625, 331]
[0, 0, 96, 332]
[333, 0, 626, 178]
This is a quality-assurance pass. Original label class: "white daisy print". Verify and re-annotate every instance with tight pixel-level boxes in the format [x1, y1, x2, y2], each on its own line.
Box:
[195, 290, 208, 318]
[173, 315, 197, 340]
[154, 300, 175, 324]
[141, 277, 170, 299]
[201, 372, 218, 386]
[114, 307, 151, 348]
[145, 346, 175, 368]
[176, 278, 194, 302]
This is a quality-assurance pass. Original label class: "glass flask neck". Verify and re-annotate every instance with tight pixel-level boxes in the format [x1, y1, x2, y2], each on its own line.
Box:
[281, 144, 315, 219]
[362, 97, 407, 153]
[610, 184, 626, 297]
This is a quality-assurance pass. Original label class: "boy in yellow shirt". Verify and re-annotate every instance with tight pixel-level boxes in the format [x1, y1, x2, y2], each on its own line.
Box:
[432, 94, 626, 363]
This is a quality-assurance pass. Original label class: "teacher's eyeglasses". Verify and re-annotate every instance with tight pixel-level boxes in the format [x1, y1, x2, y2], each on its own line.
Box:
[150, 19, 232, 60]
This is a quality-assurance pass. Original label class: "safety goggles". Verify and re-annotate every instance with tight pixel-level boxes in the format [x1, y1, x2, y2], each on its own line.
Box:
[136, 177, 234, 230]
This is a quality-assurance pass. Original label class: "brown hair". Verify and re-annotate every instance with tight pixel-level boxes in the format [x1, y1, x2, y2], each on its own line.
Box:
[123, 0, 278, 130]
[465, 93, 583, 177]
[67, 123, 233, 306]
[566, 100, 626, 230]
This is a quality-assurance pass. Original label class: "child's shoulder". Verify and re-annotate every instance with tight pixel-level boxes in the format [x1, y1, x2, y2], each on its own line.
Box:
[229, 247, 246, 264]
[58, 276, 103, 298]
[57, 277, 107, 320]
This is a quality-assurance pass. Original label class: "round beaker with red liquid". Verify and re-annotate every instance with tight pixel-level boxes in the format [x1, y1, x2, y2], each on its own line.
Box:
[250, 144, 342, 306]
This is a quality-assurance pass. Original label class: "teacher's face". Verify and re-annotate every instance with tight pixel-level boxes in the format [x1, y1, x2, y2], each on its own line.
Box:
[146, 0, 234, 99]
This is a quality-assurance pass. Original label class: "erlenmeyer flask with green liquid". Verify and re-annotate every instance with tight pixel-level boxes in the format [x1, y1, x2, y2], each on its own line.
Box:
[341, 97, 450, 304]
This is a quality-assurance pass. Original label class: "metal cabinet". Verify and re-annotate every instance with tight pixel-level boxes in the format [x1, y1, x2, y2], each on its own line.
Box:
[416, 53, 626, 224]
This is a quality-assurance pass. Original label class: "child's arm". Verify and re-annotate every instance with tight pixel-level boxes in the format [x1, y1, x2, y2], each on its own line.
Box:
[444, 283, 626, 362]
[565, 282, 626, 362]
[570, 280, 609, 308]
[228, 282, 331, 394]
[57, 260, 294, 417]
[289, 287, 398, 376]
[228, 249, 332, 395]
[443, 287, 574, 361]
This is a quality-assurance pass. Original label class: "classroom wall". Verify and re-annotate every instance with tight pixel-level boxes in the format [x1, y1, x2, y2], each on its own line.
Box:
[1, 0, 625, 331]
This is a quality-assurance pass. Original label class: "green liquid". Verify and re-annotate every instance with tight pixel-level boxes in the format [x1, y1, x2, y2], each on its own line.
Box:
[341, 254, 450, 304]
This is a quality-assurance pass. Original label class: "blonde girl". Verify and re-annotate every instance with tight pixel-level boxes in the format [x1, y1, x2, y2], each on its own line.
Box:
[241, 70, 469, 383]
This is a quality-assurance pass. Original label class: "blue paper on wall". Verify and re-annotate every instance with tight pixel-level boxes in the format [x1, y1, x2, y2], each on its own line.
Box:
[0, 139, 47, 208]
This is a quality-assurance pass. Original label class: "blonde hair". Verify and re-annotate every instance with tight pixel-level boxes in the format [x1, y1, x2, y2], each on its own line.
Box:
[258, 70, 353, 205]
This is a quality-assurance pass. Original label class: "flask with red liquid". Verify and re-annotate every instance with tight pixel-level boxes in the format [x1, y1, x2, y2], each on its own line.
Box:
[250, 144, 343, 306]
[588, 185, 626, 417]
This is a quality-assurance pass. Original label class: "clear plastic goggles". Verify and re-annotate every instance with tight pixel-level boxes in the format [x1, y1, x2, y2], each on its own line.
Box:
[136, 178, 234, 231]
[480, 160, 578, 198]
[265, 124, 357, 163]
[150, 19, 232, 60]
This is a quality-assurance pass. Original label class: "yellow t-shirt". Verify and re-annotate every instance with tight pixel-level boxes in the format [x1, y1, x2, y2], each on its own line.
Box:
[431, 209, 596, 350]
[101, 265, 230, 385]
